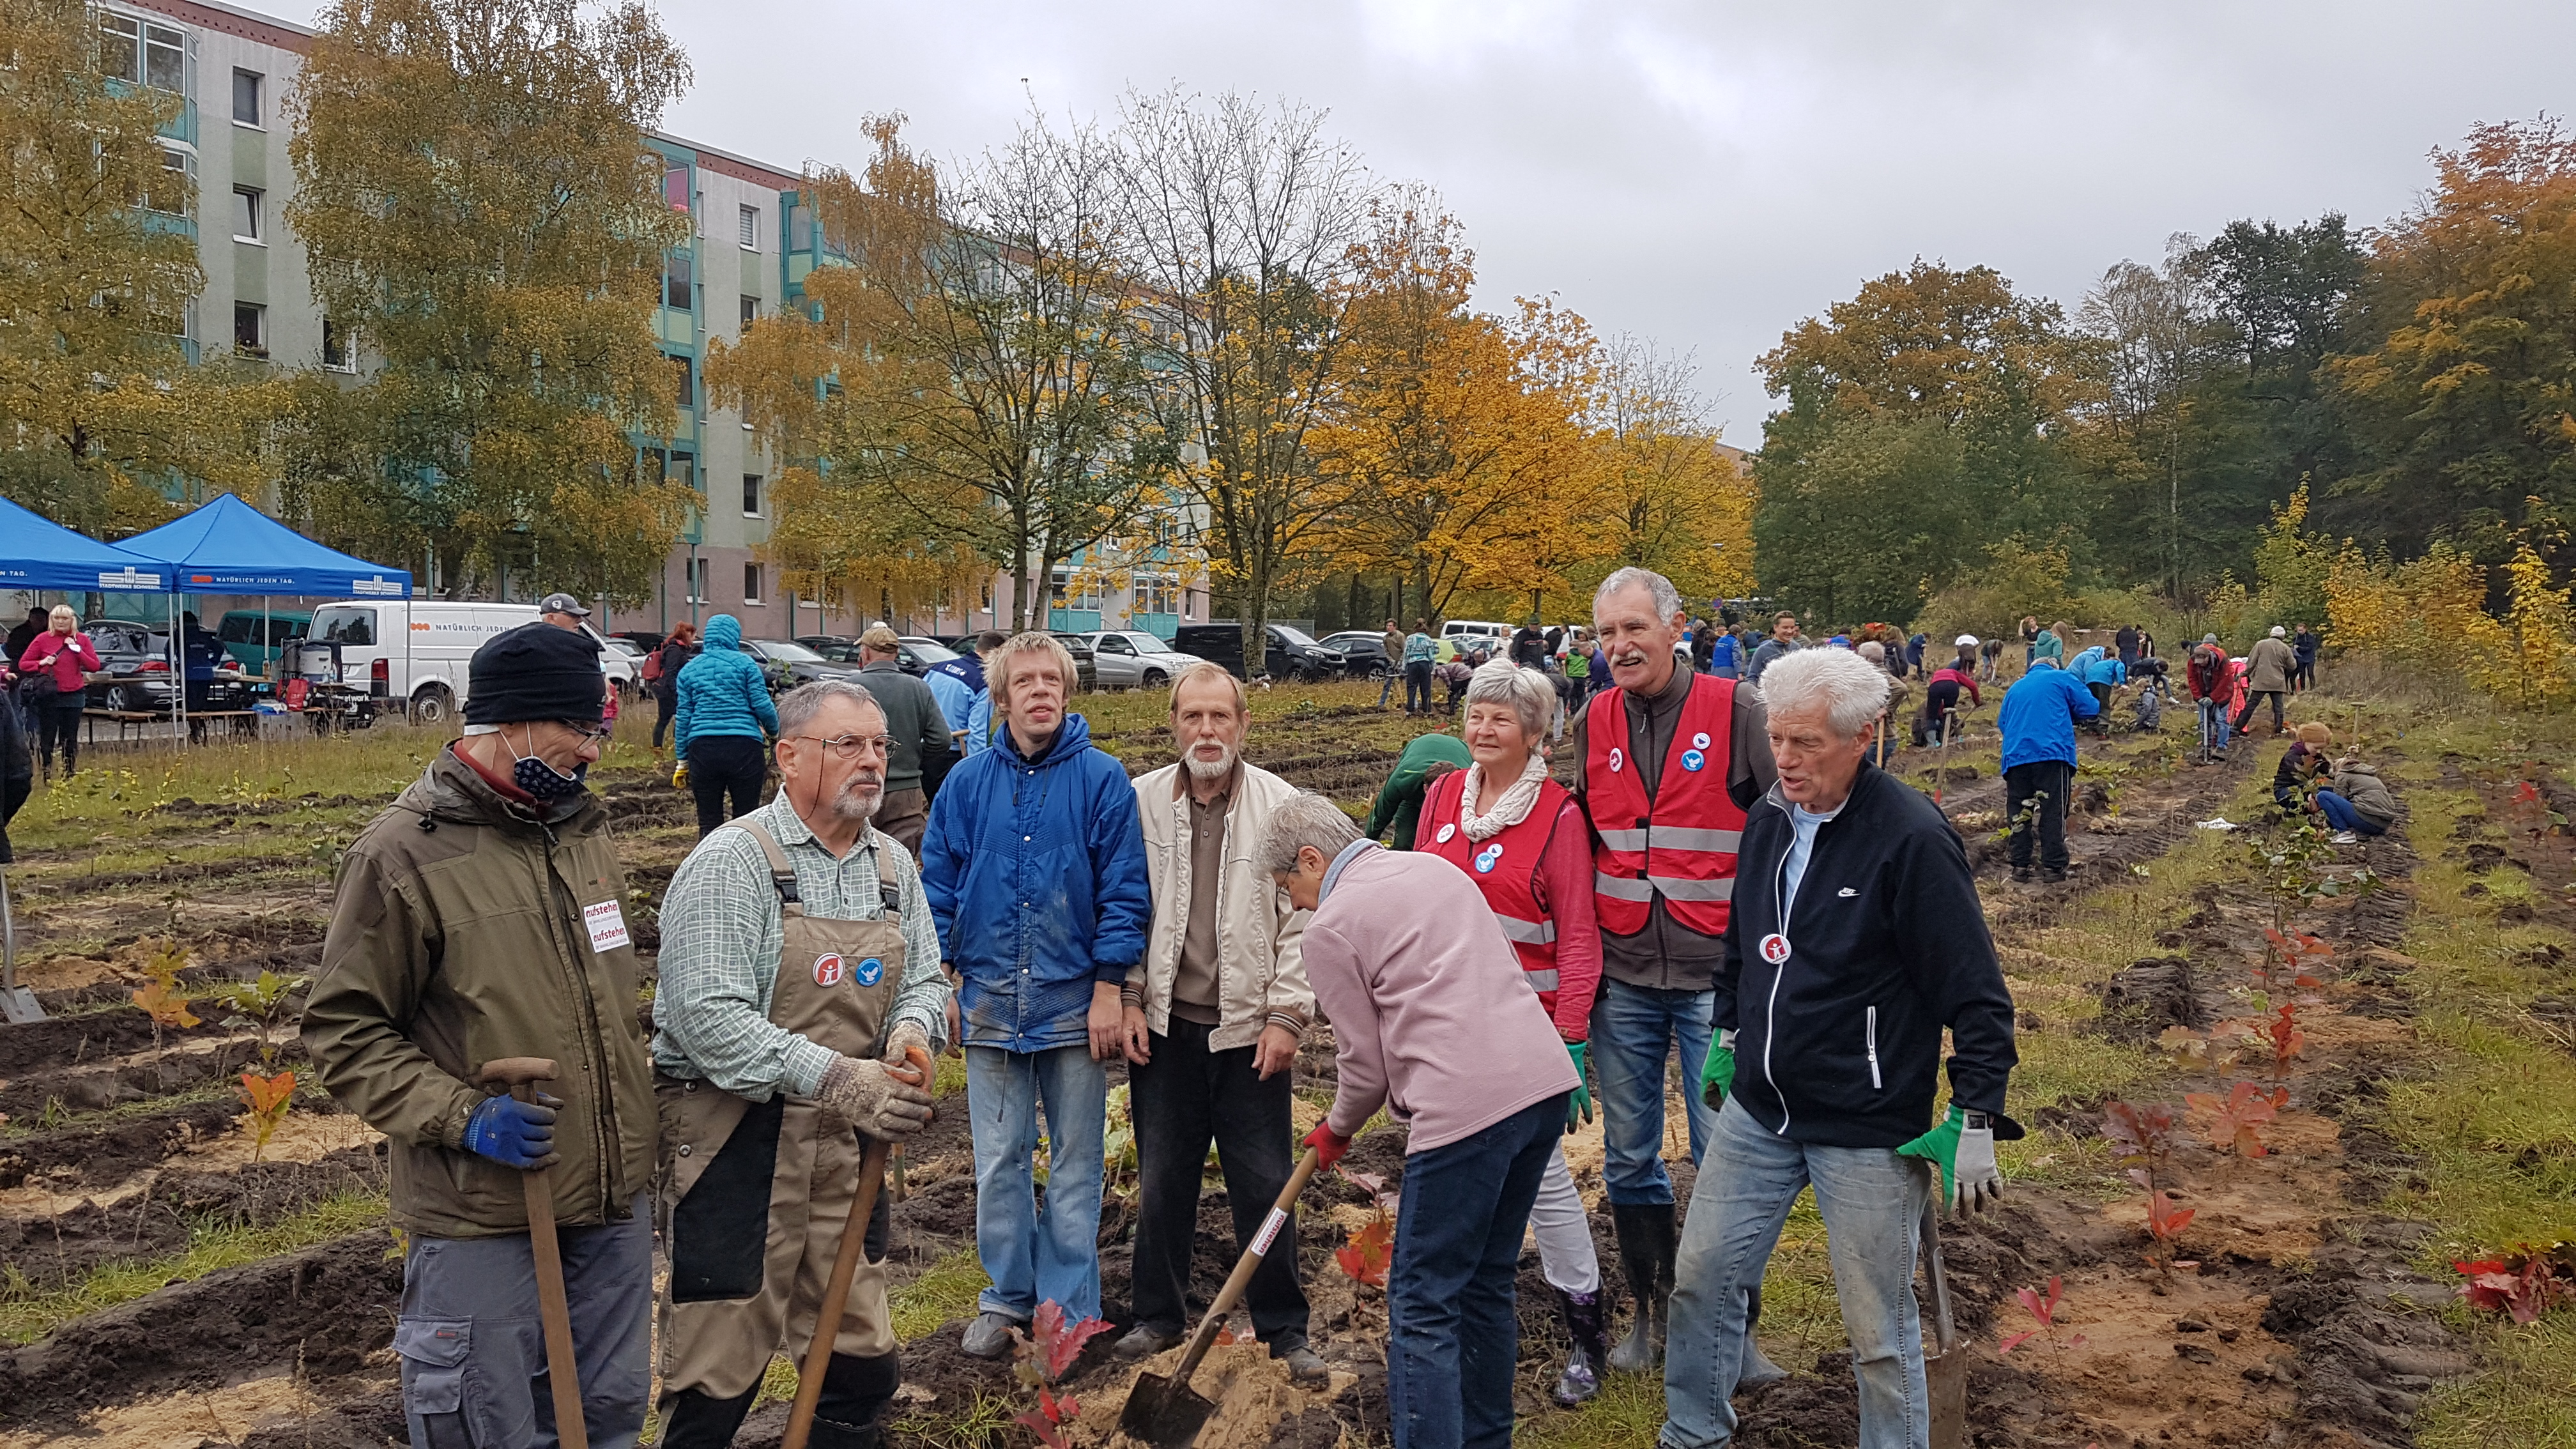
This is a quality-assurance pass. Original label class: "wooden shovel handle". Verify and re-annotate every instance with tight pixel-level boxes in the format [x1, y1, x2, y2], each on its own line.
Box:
[1167, 1145, 1323, 1389]
[781, 1048, 931, 1449]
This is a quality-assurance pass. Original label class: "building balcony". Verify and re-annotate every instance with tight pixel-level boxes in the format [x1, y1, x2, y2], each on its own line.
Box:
[141, 210, 196, 241]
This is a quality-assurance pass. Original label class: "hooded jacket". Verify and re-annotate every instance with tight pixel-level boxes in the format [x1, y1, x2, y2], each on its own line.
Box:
[303, 750, 657, 1238]
[1715, 763, 2021, 1148]
[2329, 762, 2398, 828]
[2246, 636, 2296, 693]
[920, 712, 1153, 1052]
[2187, 646, 2234, 703]
[672, 614, 778, 756]
[1998, 662, 2099, 772]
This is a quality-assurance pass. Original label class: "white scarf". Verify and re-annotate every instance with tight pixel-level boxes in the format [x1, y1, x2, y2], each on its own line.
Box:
[1459, 753, 1549, 842]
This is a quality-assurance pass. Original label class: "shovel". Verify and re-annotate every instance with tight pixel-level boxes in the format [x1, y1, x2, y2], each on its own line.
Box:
[478, 1058, 587, 1449]
[1918, 1194, 1966, 1449]
[1119, 1144, 1324, 1449]
[781, 1046, 934, 1449]
[1, 867, 43, 1023]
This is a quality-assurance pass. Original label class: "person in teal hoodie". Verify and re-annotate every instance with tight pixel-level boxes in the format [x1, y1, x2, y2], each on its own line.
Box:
[673, 615, 779, 837]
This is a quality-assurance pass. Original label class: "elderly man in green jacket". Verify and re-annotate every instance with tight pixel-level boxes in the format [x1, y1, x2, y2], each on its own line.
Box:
[305, 623, 658, 1449]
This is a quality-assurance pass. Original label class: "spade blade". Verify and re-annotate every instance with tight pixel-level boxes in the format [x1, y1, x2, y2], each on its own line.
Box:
[1117, 1369, 1215, 1449]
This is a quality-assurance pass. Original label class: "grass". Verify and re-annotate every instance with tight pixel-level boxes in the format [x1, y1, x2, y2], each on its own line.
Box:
[891, 1245, 993, 1343]
[0, 1188, 385, 1345]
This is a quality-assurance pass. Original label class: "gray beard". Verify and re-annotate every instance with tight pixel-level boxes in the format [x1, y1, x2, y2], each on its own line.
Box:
[832, 776, 884, 822]
[1183, 745, 1236, 781]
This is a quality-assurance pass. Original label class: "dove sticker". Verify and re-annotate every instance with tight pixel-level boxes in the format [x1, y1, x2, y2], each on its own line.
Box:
[1680, 749, 1706, 772]
[854, 956, 885, 987]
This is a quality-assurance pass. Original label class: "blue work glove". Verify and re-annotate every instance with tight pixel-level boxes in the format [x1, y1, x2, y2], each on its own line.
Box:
[1896, 1103, 2002, 1215]
[461, 1091, 562, 1170]
[1700, 1028, 1738, 1108]
[1564, 1041, 1593, 1134]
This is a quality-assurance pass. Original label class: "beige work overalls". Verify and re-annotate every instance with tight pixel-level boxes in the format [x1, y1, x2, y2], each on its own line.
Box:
[659, 820, 906, 1400]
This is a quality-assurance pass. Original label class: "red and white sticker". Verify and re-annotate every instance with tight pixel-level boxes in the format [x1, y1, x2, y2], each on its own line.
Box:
[813, 953, 847, 987]
[583, 900, 630, 954]
[1251, 1206, 1288, 1256]
[1759, 932, 1791, 965]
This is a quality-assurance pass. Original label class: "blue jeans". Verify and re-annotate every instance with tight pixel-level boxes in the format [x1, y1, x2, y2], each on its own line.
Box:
[1662, 1100, 1931, 1449]
[966, 1045, 1108, 1322]
[1379, 667, 1399, 708]
[1388, 1096, 1565, 1449]
[2315, 790, 2386, 836]
[2196, 697, 2232, 753]
[1590, 979, 1716, 1205]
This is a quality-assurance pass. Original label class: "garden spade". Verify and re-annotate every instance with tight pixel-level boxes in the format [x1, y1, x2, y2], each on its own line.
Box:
[0, 868, 44, 1023]
[1918, 1195, 1966, 1449]
[1120, 1144, 1324, 1449]
[477, 1057, 587, 1449]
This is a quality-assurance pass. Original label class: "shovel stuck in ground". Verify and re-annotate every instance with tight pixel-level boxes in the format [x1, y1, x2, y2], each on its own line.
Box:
[1119, 1144, 1324, 1449]
[1919, 1196, 1966, 1449]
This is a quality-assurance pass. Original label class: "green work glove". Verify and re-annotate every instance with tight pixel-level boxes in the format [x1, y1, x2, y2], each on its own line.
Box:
[1700, 1028, 1737, 1108]
[1896, 1103, 2004, 1215]
[1564, 1041, 1593, 1134]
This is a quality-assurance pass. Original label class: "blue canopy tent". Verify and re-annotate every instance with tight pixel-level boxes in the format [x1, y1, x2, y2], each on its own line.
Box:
[0, 495, 171, 596]
[110, 493, 415, 739]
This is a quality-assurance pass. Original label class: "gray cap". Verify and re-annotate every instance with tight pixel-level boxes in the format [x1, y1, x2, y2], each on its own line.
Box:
[2202, 633, 2219, 644]
[537, 592, 591, 617]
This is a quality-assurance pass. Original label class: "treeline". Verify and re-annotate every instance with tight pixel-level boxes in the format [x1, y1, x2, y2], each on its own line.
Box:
[1751, 118, 2576, 645]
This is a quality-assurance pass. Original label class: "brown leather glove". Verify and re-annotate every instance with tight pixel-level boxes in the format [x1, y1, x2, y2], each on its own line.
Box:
[815, 1055, 933, 1139]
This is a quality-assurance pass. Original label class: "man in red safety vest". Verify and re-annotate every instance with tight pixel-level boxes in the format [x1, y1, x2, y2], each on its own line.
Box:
[1573, 567, 1784, 1384]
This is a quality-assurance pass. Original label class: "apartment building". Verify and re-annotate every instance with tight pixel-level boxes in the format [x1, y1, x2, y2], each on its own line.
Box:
[115, 0, 1209, 644]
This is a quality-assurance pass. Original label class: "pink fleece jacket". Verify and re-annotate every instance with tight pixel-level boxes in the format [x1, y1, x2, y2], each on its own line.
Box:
[1305, 843, 1579, 1154]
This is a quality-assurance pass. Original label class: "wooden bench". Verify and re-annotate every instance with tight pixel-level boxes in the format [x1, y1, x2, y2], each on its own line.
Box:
[83, 709, 261, 743]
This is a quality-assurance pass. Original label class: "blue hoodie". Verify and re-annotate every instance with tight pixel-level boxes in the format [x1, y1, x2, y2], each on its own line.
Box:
[919, 711, 1151, 1052]
[671, 614, 778, 756]
[1998, 661, 2099, 771]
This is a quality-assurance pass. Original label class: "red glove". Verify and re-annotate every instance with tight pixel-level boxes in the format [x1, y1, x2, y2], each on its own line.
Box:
[1302, 1121, 1351, 1171]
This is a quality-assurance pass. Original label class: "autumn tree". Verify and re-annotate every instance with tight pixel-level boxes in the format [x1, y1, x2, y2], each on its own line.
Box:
[0, 0, 281, 533]
[286, 0, 694, 599]
[1589, 336, 1754, 607]
[709, 111, 1174, 631]
[1307, 198, 1601, 623]
[1119, 86, 1377, 661]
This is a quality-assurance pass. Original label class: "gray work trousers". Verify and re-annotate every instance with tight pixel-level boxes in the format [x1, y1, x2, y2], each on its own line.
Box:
[395, 1193, 654, 1449]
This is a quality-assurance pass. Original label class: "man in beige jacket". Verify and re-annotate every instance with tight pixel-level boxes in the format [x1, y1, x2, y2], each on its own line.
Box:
[1113, 661, 1324, 1380]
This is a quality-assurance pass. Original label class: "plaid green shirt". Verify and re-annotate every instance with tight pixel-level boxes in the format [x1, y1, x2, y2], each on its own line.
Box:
[652, 796, 949, 1099]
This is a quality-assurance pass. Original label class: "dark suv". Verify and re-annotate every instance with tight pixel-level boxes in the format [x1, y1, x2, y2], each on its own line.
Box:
[1173, 624, 1346, 682]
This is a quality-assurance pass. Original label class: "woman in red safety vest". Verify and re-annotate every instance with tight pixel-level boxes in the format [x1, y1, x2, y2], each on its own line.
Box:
[1418, 659, 1608, 1406]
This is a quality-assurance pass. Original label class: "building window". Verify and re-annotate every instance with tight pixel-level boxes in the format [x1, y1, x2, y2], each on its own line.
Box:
[321, 319, 352, 371]
[742, 475, 761, 516]
[100, 15, 185, 91]
[232, 68, 262, 126]
[663, 165, 689, 212]
[663, 251, 691, 310]
[740, 294, 758, 329]
[787, 201, 811, 252]
[739, 204, 760, 250]
[1048, 570, 1102, 613]
[146, 146, 190, 216]
[231, 187, 261, 242]
[743, 563, 762, 604]
[684, 556, 703, 602]
[668, 450, 695, 489]
[670, 355, 694, 408]
[233, 302, 265, 356]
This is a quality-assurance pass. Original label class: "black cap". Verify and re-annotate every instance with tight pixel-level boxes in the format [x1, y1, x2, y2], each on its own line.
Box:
[466, 622, 604, 725]
[537, 592, 591, 617]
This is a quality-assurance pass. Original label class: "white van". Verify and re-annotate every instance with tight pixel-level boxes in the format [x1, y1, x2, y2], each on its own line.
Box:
[304, 601, 553, 724]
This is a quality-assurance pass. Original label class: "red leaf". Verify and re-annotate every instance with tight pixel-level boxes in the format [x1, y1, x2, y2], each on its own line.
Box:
[1336, 1214, 1394, 1288]
[2044, 1275, 2064, 1317]
[1998, 1330, 2039, 1354]
[2015, 1285, 2050, 1328]
[1028, 1300, 1114, 1381]
[1013, 1411, 1067, 1449]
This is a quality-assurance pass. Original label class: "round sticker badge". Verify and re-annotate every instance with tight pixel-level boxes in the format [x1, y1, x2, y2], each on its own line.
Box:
[1692, 731, 1712, 750]
[1475, 844, 1503, 874]
[1435, 823, 1457, 844]
[1608, 747, 1625, 774]
[1680, 749, 1707, 772]
[1759, 933, 1791, 965]
[812, 953, 847, 987]
[854, 956, 885, 987]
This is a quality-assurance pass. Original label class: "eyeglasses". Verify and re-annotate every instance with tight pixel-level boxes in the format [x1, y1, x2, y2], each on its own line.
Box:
[793, 733, 894, 761]
[558, 719, 615, 744]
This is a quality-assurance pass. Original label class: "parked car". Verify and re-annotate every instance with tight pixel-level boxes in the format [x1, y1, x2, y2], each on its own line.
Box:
[892, 636, 967, 677]
[612, 629, 666, 656]
[213, 609, 310, 674]
[1048, 632, 1100, 692]
[1172, 624, 1347, 682]
[794, 634, 859, 662]
[738, 638, 860, 693]
[80, 618, 254, 714]
[1317, 631, 1393, 679]
[1082, 630, 1202, 691]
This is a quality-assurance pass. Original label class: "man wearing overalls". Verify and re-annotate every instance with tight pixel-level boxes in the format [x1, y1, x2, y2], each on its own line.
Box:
[652, 680, 953, 1449]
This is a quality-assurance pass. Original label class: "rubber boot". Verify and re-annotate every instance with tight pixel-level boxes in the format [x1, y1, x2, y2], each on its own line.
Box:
[1605, 1202, 1674, 1373]
[1550, 1287, 1609, 1407]
[656, 1384, 760, 1449]
[1739, 1282, 1789, 1386]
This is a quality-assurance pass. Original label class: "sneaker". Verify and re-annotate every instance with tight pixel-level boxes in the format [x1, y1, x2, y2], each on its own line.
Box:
[960, 1310, 1025, 1360]
[2011, 866, 2035, 884]
[1112, 1324, 1183, 1360]
[2041, 868, 2068, 884]
[2329, 831, 2360, 845]
[1276, 1345, 1330, 1383]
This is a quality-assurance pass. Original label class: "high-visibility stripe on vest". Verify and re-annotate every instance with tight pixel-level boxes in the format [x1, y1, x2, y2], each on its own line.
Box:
[1584, 675, 1747, 937]
[1422, 767, 1571, 1013]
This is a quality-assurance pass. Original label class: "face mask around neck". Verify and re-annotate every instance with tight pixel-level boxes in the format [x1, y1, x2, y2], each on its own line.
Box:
[507, 728, 588, 800]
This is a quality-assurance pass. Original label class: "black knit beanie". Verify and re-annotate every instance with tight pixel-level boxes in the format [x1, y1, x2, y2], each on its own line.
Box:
[465, 622, 604, 725]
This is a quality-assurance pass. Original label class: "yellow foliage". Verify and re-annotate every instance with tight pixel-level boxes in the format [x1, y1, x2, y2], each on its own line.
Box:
[2465, 543, 2576, 710]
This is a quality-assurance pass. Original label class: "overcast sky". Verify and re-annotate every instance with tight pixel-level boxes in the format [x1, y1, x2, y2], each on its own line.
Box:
[273, 0, 2576, 440]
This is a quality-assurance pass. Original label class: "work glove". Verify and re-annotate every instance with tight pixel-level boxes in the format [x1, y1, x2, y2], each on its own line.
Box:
[1700, 1029, 1738, 1108]
[671, 760, 690, 789]
[816, 1054, 934, 1140]
[1302, 1121, 1350, 1172]
[884, 1018, 933, 1067]
[461, 1091, 561, 1170]
[1564, 1041, 1593, 1134]
[1896, 1103, 2003, 1215]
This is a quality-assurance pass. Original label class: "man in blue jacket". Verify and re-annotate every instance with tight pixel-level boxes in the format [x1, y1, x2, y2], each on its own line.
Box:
[1665, 648, 2019, 1449]
[920, 631, 1151, 1357]
[1996, 658, 2099, 884]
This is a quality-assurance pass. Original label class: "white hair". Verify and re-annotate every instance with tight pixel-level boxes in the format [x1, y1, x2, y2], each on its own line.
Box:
[777, 677, 884, 735]
[1257, 790, 1363, 875]
[1758, 647, 1892, 736]
[1463, 659, 1556, 740]
[1593, 567, 1683, 625]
